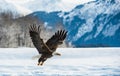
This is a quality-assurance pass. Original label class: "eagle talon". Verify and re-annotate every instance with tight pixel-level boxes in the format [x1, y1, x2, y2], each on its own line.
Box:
[40, 63, 43, 66]
[37, 63, 40, 66]
[38, 62, 44, 66]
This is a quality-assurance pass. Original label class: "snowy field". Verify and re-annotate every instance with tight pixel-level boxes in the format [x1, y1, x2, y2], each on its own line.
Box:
[0, 48, 120, 76]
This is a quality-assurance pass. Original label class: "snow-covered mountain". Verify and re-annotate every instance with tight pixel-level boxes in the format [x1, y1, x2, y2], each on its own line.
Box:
[0, 0, 31, 16]
[62, 0, 120, 47]
[30, 0, 120, 47]
[0, 0, 119, 47]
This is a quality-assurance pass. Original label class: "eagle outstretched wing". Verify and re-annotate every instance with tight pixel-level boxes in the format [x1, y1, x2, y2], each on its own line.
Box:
[29, 24, 52, 54]
[46, 30, 67, 52]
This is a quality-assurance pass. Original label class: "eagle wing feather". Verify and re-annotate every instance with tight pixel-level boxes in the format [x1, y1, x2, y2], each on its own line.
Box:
[46, 30, 67, 52]
[29, 24, 52, 54]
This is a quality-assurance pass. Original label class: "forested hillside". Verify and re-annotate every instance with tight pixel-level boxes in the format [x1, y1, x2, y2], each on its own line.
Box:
[0, 11, 68, 48]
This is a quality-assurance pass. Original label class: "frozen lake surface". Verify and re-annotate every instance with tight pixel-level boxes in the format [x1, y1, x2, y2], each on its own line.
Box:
[0, 48, 120, 76]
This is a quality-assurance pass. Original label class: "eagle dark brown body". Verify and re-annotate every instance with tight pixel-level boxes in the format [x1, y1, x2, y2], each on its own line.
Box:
[29, 24, 67, 66]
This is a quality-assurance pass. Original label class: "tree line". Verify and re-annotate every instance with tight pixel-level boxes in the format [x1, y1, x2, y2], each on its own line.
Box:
[0, 11, 68, 48]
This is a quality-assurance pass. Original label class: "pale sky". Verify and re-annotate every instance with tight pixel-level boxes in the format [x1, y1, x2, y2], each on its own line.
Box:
[5, 0, 31, 4]
[5, 0, 94, 12]
[6, 0, 93, 4]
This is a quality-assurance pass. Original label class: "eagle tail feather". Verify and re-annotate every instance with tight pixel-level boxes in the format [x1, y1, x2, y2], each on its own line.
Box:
[32, 54, 41, 60]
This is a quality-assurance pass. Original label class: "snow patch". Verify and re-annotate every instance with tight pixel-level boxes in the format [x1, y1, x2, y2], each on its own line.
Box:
[0, 48, 120, 75]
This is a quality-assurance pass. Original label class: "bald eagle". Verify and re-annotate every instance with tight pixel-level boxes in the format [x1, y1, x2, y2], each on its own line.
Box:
[29, 24, 67, 66]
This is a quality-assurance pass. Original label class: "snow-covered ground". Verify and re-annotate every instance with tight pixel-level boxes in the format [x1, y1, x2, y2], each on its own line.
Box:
[0, 48, 120, 76]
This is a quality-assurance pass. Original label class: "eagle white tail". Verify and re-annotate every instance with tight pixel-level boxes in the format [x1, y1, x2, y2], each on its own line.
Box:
[32, 54, 41, 60]
[53, 52, 61, 56]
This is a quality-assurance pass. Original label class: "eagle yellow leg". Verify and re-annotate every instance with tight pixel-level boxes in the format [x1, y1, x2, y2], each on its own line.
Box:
[40, 62, 44, 65]
[37, 62, 44, 66]
[37, 63, 40, 66]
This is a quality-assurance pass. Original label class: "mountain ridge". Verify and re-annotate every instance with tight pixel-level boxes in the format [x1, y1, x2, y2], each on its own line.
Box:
[29, 0, 120, 47]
